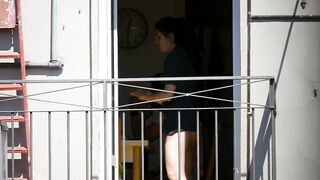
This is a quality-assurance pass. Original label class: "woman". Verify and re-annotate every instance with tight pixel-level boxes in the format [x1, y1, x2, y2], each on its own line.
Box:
[130, 16, 197, 180]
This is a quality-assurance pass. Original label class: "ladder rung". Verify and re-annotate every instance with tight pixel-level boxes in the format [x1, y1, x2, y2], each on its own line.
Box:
[0, 52, 20, 59]
[0, 25, 16, 29]
[7, 147, 28, 154]
[0, 115, 25, 122]
[0, 84, 22, 91]
[8, 178, 28, 180]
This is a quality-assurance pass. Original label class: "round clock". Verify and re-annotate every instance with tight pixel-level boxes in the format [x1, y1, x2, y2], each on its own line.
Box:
[118, 8, 149, 48]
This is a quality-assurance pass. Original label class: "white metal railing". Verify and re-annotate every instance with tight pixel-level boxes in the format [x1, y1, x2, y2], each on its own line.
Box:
[0, 76, 276, 180]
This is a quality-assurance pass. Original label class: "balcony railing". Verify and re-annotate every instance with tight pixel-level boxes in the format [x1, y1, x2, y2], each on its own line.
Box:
[0, 76, 276, 180]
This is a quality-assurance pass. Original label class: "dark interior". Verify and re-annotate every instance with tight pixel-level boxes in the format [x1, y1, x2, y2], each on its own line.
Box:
[118, 0, 233, 179]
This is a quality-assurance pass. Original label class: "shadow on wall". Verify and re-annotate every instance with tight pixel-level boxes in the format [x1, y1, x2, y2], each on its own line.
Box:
[249, 0, 299, 179]
[250, 101, 273, 180]
[27, 68, 63, 76]
[0, 29, 19, 51]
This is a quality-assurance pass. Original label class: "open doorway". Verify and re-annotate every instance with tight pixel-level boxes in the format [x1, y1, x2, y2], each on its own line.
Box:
[117, 0, 233, 179]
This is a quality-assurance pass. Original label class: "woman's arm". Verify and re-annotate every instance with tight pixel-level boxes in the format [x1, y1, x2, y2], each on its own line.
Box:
[130, 84, 176, 103]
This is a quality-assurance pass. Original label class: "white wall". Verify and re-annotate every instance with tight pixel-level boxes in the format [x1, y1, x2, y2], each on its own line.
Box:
[244, 0, 320, 179]
[21, 0, 91, 109]
[0, 0, 97, 179]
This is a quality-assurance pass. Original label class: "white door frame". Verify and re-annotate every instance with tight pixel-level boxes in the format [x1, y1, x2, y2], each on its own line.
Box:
[105, 0, 242, 179]
[98, 0, 118, 179]
[232, 0, 241, 179]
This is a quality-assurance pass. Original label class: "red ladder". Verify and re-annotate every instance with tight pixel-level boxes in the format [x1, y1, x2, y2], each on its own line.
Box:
[0, 0, 31, 179]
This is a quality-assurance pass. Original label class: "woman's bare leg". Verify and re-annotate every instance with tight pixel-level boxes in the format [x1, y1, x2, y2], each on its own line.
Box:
[165, 132, 186, 180]
[165, 131, 196, 180]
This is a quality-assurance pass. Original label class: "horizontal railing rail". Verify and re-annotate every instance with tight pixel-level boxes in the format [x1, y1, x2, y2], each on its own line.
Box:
[0, 76, 274, 83]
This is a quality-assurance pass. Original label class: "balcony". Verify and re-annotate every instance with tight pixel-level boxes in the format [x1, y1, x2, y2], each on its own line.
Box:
[0, 76, 276, 180]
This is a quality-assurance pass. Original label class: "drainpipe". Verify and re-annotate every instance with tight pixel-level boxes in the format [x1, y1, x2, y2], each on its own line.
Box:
[26, 0, 64, 69]
[24, 0, 64, 69]
[25, 60, 64, 69]
[27, 0, 64, 69]
[23, 0, 64, 69]
[50, 0, 59, 63]
[0, 0, 63, 69]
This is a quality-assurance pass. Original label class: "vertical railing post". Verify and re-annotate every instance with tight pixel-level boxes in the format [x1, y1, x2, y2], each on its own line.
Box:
[113, 110, 119, 180]
[103, 80, 107, 180]
[30, 112, 33, 180]
[178, 111, 181, 180]
[251, 108, 255, 180]
[103, 110, 107, 180]
[122, 112, 126, 180]
[48, 111, 52, 180]
[196, 111, 200, 180]
[215, 110, 218, 180]
[247, 107, 251, 179]
[269, 78, 277, 180]
[159, 111, 163, 180]
[103, 81, 107, 180]
[85, 111, 91, 180]
[11, 113, 14, 180]
[67, 111, 70, 180]
[102, 80, 112, 180]
[141, 112, 144, 180]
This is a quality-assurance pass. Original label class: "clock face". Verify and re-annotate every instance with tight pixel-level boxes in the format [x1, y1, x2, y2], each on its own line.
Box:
[118, 9, 149, 48]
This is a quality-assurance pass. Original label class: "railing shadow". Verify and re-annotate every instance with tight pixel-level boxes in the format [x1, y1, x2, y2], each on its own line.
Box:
[250, 97, 273, 180]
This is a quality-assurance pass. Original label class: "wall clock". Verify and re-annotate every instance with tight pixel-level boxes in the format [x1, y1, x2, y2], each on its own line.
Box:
[118, 8, 149, 48]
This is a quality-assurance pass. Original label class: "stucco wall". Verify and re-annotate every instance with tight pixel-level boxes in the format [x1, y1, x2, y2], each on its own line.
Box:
[23, 0, 92, 179]
[0, 0, 93, 179]
[244, 0, 320, 180]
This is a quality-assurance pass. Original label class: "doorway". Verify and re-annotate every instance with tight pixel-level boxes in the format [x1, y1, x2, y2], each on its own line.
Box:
[116, 0, 234, 179]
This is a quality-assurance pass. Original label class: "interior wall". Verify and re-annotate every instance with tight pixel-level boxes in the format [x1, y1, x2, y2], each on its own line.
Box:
[118, 0, 185, 106]
[118, 0, 185, 77]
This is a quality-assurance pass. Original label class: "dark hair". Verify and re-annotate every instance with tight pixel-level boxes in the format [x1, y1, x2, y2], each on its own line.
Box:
[155, 17, 190, 51]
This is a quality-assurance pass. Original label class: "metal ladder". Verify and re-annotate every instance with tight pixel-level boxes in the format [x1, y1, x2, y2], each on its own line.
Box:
[0, 0, 31, 179]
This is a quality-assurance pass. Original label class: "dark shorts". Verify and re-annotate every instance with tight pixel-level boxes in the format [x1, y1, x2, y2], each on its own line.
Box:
[164, 110, 197, 135]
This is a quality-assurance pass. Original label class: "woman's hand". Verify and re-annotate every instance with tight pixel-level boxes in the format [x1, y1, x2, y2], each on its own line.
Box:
[129, 89, 149, 100]
[129, 84, 176, 104]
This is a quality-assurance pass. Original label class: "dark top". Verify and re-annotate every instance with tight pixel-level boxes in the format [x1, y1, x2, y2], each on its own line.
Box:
[162, 46, 198, 134]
